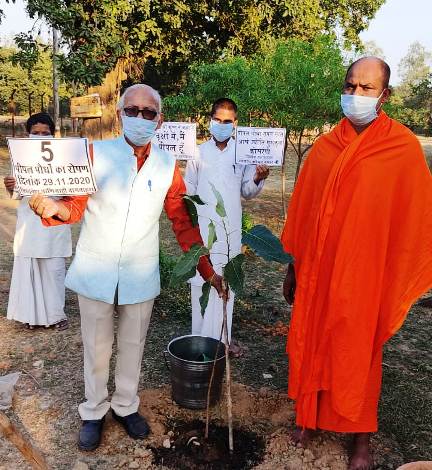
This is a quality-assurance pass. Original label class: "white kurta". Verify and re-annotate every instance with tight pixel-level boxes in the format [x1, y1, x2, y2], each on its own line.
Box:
[7, 196, 72, 326]
[184, 137, 264, 342]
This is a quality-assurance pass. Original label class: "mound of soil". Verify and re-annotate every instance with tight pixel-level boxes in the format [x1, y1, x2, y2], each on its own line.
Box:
[152, 419, 265, 469]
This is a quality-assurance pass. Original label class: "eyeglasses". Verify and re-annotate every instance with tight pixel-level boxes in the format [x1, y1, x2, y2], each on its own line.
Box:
[123, 106, 158, 120]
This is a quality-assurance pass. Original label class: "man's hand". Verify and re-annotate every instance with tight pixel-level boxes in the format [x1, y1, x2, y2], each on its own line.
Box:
[210, 273, 228, 301]
[28, 193, 71, 221]
[283, 263, 296, 305]
[254, 165, 270, 184]
[3, 176, 16, 193]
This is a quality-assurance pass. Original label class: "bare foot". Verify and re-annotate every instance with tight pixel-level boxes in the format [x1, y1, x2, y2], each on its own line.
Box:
[229, 340, 246, 358]
[290, 426, 315, 447]
[349, 433, 373, 470]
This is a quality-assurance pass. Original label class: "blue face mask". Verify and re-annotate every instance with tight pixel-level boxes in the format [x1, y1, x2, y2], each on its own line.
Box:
[122, 115, 158, 146]
[209, 119, 234, 143]
[340, 91, 384, 127]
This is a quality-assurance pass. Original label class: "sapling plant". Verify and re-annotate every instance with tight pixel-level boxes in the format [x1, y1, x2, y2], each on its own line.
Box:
[170, 186, 293, 452]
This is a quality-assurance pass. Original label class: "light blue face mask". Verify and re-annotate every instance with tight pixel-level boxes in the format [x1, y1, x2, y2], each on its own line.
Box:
[209, 119, 234, 143]
[340, 91, 384, 127]
[121, 115, 158, 146]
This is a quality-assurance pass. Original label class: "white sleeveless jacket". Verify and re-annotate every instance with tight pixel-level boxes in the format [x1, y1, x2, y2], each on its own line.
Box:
[65, 136, 175, 304]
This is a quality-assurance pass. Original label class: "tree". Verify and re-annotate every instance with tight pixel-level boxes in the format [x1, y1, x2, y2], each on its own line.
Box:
[170, 190, 292, 452]
[387, 43, 432, 135]
[398, 42, 432, 96]
[361, 40, 385, 59]
[7, 1, 382, 139]
[0, 39, 72, 118]
[20, 0, 383, 90]
[252, 37, 345, 181]
[164, 36, 345, 213]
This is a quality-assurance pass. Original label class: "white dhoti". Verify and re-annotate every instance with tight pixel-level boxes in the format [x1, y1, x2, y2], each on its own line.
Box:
[7, 256, 67, 326]
[7, 195, 71, 327]
[77, 295, 154, 420]
[191, 285, 235, 343]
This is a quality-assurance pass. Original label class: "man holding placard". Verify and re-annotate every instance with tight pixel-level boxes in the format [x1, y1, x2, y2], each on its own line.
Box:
[185, 98, 269, 357]
[28, 84, 224, 451]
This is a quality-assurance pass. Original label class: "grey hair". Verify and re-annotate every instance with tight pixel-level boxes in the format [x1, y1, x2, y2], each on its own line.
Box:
[117, 84, 162, 112]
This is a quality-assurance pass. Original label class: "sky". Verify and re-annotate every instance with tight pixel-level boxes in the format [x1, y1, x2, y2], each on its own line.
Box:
[1, 0, 432, 85]
[359, 0, 432, 84]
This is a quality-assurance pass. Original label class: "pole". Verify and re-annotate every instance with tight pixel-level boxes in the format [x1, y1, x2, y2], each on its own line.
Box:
[9, 90, 16, 137]
[52, 28, 60, 137]
[28, 92, 34, 116]
[281, 136, 288, 219]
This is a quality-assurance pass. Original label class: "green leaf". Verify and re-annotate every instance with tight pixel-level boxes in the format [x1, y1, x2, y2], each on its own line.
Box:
[207, 221, 217, 250]
[184, 197, 198, 226]
[184, 194, 206, 205]
[224, 254, 245, 295]
[241, 224, 294, 264]
[199, 281, 211, 316]
[170, 244, 209, 286]
[210, 183, 226, 218]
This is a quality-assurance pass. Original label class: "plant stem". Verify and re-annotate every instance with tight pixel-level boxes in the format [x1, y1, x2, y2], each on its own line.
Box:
[223, 296, 234, 452]
[205, 322, 224, 439]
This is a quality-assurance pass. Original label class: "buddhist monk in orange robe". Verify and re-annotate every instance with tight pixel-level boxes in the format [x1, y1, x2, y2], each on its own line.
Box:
[281, 57, 432, 470]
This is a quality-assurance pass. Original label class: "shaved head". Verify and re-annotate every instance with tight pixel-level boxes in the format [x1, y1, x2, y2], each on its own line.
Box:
[346, 57, 391, 90]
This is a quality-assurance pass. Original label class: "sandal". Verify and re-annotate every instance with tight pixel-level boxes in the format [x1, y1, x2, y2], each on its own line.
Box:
[52, 319, 69, 331]
[24, 323, 35, 330]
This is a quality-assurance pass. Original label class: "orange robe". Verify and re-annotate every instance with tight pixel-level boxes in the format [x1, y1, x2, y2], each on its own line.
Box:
[281, 112, 432, 432]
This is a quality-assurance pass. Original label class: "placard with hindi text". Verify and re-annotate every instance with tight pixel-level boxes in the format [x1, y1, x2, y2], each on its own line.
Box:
[7, 137, 97, 196]
[153, 122, 197, 160]
[235, 126, 286, 166]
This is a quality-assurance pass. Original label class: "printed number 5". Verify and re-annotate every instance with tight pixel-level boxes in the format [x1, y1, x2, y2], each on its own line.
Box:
[41, 141, 54, 162]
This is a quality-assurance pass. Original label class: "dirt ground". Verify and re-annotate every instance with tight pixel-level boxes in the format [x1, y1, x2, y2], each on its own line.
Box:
[0, 138, 431, 470]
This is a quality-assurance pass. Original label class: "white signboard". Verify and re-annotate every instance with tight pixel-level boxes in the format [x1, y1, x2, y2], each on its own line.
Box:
[7, 138, 97, 196]
[235, 126, 286, 166]
[154, 122, 196, 160]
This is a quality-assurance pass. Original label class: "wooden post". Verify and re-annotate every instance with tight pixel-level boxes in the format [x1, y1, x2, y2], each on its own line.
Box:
[52, 28, 60, 137]
[99, 117, 103, 140]
[281, 135, 288, 219]
[0, 411, 48, 470]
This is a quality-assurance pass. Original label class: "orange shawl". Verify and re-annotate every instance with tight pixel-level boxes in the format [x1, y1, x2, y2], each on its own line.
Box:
[281, 112, 432, 424]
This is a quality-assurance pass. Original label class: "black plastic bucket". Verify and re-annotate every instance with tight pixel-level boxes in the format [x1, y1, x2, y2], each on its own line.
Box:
[165, 335, 226, 409]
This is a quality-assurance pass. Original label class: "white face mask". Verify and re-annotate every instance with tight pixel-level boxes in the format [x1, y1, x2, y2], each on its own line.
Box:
[209, 119, 234, 143]
[340, 91, 384, 127]
[29, 134, 53, 138]
[121, 115, 158, 146]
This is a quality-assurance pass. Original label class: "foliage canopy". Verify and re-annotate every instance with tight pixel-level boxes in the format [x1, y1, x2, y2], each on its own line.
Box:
[14, 0, 384, 90]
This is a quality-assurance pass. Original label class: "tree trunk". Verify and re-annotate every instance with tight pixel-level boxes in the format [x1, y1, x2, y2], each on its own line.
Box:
[281, 136, 288, 219]
[294, 129, 304, 183]
[40, 93, 45, 112]
[52, 28, 60, 137]
[28, 92, 33, 117]
[82, 60, 128, 141]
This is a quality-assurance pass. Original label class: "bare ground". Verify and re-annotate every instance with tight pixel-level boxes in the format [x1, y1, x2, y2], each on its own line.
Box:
[0, 140, 431, 470]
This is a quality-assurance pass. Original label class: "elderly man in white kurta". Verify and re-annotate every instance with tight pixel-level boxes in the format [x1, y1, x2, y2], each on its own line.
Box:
[184, 98, 269, 355]
[29, 84, 223, 451]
